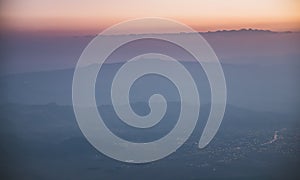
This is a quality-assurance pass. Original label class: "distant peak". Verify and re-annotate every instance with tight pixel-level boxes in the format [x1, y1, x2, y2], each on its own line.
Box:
[202, 28, 293, 34]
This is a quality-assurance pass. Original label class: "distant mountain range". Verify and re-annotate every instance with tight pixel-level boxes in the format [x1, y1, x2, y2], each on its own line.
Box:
[1, 28, 299, 75]
[202, 28, 292, 34]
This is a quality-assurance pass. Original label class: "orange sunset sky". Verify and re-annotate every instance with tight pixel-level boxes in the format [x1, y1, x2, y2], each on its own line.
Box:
[1, 0, 300, 34]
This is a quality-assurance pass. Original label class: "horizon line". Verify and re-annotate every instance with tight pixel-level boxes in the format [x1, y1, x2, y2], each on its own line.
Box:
[1, 28, 298, 37]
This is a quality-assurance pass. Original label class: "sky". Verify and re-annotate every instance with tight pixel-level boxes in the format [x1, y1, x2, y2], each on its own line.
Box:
[1, 0, 300, 34]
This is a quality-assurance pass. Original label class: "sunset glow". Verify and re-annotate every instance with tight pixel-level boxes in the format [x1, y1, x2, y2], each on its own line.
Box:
[1, 0, 300, 34]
